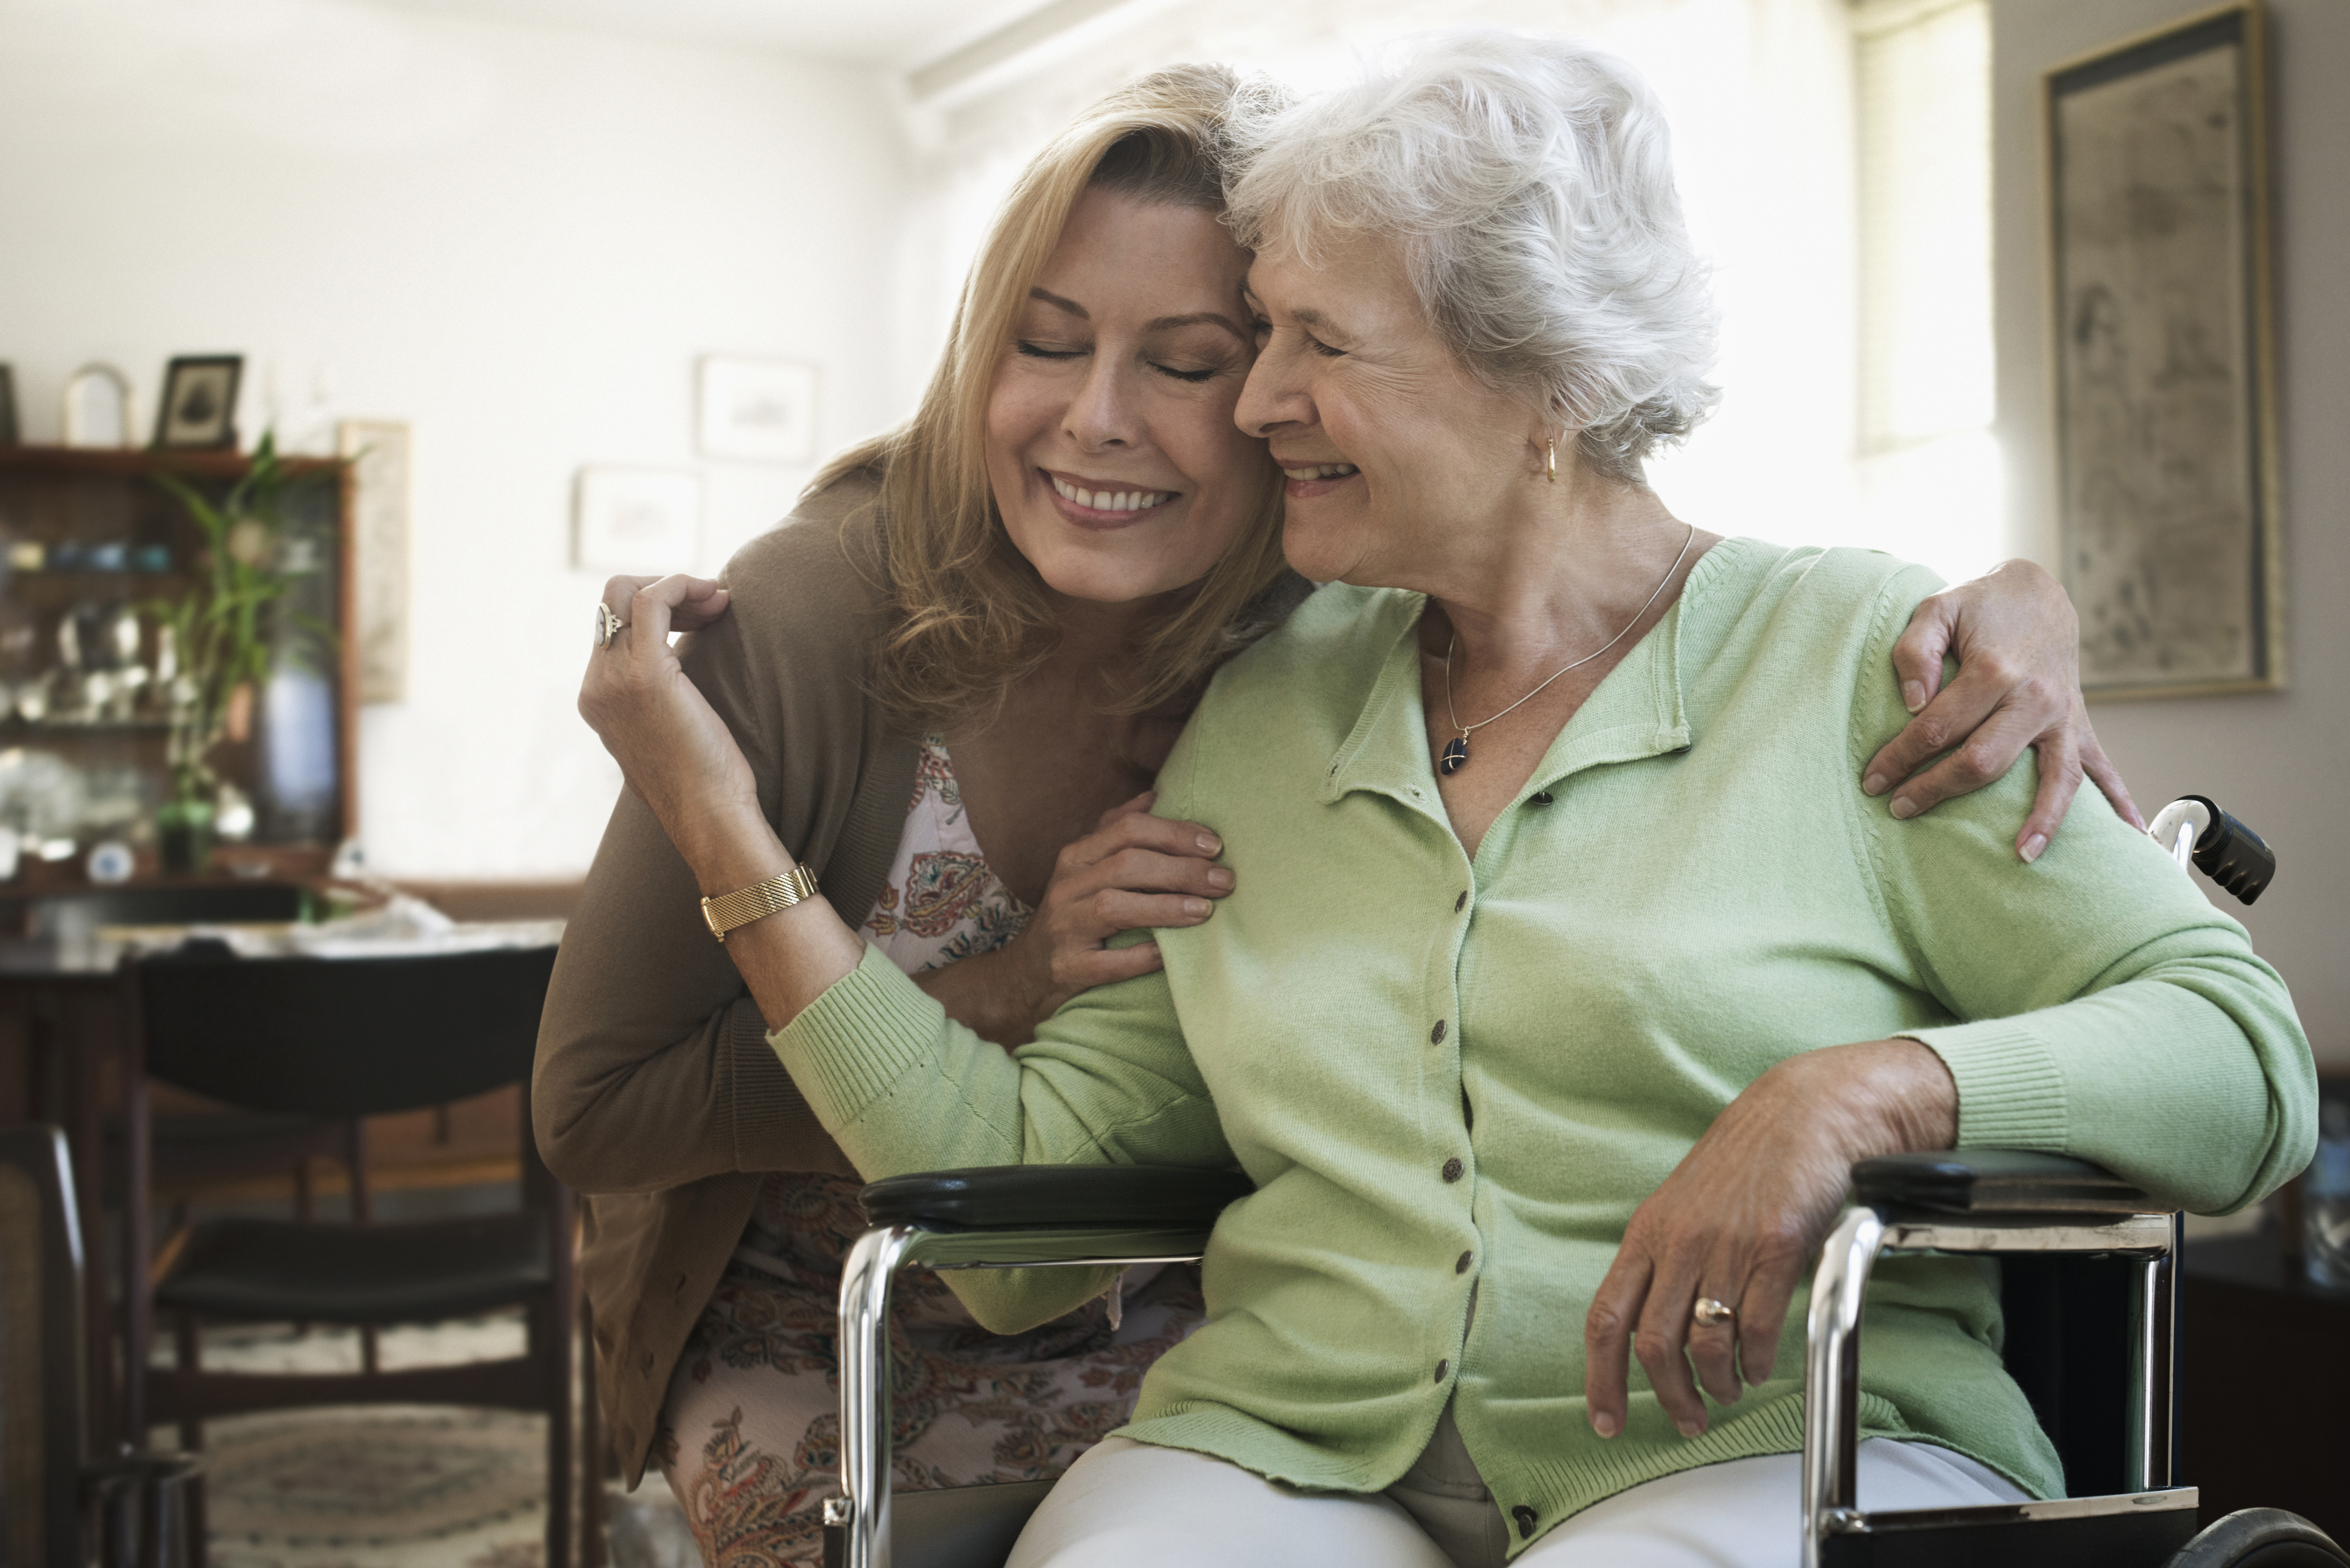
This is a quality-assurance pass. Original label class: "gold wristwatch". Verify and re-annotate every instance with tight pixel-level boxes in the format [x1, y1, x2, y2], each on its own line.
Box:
[700, 865, 822, 943]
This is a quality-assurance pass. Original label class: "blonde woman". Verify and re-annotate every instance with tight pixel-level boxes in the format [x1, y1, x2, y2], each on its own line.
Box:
[545, 62, 2133, 1568]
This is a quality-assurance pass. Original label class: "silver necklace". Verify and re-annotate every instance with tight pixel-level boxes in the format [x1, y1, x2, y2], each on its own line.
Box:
[1439, 523, 1697, 776]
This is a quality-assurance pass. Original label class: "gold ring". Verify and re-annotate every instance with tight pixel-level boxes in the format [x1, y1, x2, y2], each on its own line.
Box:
[1692, 1297, 1736, 1328]
[593, 603, 629, 650]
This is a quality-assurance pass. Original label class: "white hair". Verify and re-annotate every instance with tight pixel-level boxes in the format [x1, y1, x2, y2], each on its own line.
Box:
[1225, 31, 1720, 481]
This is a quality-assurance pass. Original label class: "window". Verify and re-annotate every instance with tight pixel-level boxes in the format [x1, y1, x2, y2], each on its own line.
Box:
[1851, 0, 2000, 582]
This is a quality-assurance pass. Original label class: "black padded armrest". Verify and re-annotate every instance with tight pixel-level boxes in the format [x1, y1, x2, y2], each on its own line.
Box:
[1852, 1149, 2162, 1216]
[860, 1165, 1253, 1233]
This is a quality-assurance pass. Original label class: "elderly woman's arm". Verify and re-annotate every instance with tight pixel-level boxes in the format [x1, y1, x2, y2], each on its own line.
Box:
[1585, 564, 2312, 1443]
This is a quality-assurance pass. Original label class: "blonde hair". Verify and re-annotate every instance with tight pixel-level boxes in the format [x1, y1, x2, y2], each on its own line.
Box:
[814, 64, 1300, 732]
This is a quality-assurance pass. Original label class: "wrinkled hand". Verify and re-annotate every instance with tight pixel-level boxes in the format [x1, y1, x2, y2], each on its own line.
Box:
[1862, 560, 2143, 861]
[991, 792, 1234, 1029]
[1582, 1041, 1957, 1440]
[576, 574, 754, 859]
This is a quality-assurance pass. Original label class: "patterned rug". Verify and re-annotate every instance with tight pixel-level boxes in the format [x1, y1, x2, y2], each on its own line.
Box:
[205, 1406, 548, 1568]
[167, 1315, 694, 1568]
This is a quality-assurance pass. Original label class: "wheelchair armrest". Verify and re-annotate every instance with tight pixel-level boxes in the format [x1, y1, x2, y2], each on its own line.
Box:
[860, 1164, 1253, 1233]
[1852, 1149, 2163, 1216]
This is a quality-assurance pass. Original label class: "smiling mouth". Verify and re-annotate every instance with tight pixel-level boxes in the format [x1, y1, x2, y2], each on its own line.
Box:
[1047, 472, 1177, 512]
[1278, 462, 1359, 480]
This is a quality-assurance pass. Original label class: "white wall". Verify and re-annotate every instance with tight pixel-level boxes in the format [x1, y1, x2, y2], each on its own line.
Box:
[0, 0, 913, 878]
[1990, 0, 2350, 1066]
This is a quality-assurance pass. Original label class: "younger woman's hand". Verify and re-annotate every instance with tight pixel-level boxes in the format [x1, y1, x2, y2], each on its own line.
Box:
[918, 792, 1233, 1044]
[577, 574, 757, 863]
[1862, 559, 2143, 861]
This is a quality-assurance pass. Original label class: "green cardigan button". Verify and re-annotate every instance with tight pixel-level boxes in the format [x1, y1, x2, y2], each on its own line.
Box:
[1455, 1250, 1473, 1274]
[1513, 1505, 1539, 1538]
[1433, 1359, 1449, 1382]
[1442, 1157, 1465, 1183]
[1431, 1019, 1448, 1044]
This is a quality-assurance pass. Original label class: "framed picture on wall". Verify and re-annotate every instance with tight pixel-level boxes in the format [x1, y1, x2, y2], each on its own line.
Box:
[339, 420, 412, 704]
[153, 355, 244, 450]
[0, 363, 18, 445]
[2046, 1, 2283, 698]
[574, 466, 702, 573]
[697, 356, 818, 463]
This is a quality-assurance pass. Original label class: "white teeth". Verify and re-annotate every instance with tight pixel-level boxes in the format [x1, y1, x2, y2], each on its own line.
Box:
[1279, 462, 1360, 480]
[1050, 476, 1173, 511]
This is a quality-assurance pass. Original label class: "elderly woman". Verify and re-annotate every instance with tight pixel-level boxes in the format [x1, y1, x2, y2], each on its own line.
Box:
[557, 39, 2226, 1568]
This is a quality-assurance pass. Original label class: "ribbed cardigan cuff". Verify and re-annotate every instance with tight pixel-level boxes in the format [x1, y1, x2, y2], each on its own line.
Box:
[768, 942, 947, 1132]
[1901, 1019, 2070, 1150]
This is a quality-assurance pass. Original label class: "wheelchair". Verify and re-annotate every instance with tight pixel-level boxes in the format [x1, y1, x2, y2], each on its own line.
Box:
[819, 798, 2344, 1568]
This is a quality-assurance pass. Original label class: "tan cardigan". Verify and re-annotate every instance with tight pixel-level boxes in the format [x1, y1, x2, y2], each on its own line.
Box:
[533, 476, 917, 1484]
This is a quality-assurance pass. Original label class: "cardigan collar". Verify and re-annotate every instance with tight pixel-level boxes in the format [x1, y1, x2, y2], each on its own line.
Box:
[1318, 540, 1749, 814]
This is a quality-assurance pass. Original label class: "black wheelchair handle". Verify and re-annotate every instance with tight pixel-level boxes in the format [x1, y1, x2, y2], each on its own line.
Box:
[860, 1164, 1254, 1233]
[2180, 795, 2276, 906]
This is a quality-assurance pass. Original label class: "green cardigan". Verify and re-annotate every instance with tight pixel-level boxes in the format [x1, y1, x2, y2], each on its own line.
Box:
[772, 540, 2312, 1551]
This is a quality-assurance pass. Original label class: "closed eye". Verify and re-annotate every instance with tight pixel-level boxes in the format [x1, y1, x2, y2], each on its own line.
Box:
[1153, 363, 1220, 384]
[1017, 340, 1085, 361]
[1306, 335, 1345, 359]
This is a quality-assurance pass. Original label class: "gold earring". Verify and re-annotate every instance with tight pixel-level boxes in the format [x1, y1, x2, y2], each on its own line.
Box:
[1546, 439, 1557, 484]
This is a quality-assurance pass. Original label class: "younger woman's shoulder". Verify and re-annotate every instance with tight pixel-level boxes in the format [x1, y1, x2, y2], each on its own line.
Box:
[677, 470, 893, 709]
[719, 470, 892, 624]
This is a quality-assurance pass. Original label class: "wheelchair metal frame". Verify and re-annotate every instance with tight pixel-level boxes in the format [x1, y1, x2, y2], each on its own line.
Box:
[1801, 1205, 2193, 1567]
[823, 1223, 1214, 1568]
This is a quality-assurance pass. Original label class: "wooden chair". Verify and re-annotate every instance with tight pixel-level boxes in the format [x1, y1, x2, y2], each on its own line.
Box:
[2, 1122, 200, 1568]
[117, 943, 579, 1568]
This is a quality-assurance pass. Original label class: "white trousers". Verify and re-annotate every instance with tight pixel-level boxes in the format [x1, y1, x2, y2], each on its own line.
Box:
[1006, 1423, 2025, 1568]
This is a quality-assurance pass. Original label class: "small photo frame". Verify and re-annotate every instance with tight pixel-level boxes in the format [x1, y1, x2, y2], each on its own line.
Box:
[697, 356, 818, 463]
[573, 466, 703, 573]
[0, 363, 18, 445]
[62, 363, 134, 448]
[154, 355, 243, 450]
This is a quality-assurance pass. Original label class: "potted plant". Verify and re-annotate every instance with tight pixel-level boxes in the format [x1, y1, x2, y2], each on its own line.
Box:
[151, 434, 337, 874]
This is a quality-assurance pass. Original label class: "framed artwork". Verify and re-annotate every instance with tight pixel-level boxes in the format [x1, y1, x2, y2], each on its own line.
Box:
[2046, 1, 2282, 698]
[697, 356, 818, 463]
[0, 363, 17, 445]
[153, 355, 244, 450]
[339, 420, 412, 704]
[573, 467, 702, 573]
[62, 364, 134, 448]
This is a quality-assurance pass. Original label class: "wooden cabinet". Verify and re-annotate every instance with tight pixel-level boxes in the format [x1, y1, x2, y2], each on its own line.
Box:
[0, 446, 356, 890]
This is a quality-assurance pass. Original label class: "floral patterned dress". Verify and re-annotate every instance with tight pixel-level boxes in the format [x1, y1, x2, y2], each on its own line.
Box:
[655, 736, 1206, 1568]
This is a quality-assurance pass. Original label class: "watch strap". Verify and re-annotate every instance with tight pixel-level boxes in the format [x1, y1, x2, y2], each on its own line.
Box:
[701, 865, 822, 943]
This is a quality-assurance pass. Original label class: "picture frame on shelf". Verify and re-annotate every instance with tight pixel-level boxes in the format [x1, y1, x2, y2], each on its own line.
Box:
[61, 363, 134, 448]
[153, 354, 244, 451]
[339, 419, 412, 705]
[2046, 1, 2282, 698]
[696, 356, 818, 464]
[573, 466, 702, 574]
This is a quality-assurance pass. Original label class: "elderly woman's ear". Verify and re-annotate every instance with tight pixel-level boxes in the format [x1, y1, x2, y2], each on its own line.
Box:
[1863, 560, 2141, 861]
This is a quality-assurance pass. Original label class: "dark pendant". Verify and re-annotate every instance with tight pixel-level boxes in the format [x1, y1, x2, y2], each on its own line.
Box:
[1440, 736, 1469, 776]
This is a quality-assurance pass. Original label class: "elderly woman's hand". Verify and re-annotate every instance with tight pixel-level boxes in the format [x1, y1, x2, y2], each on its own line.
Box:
[576, 574, 755, 863]
[1862, 560, 2142, 861]
[912, 791, 1234, 1046]
[1582, 1040, 1957, 1440]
